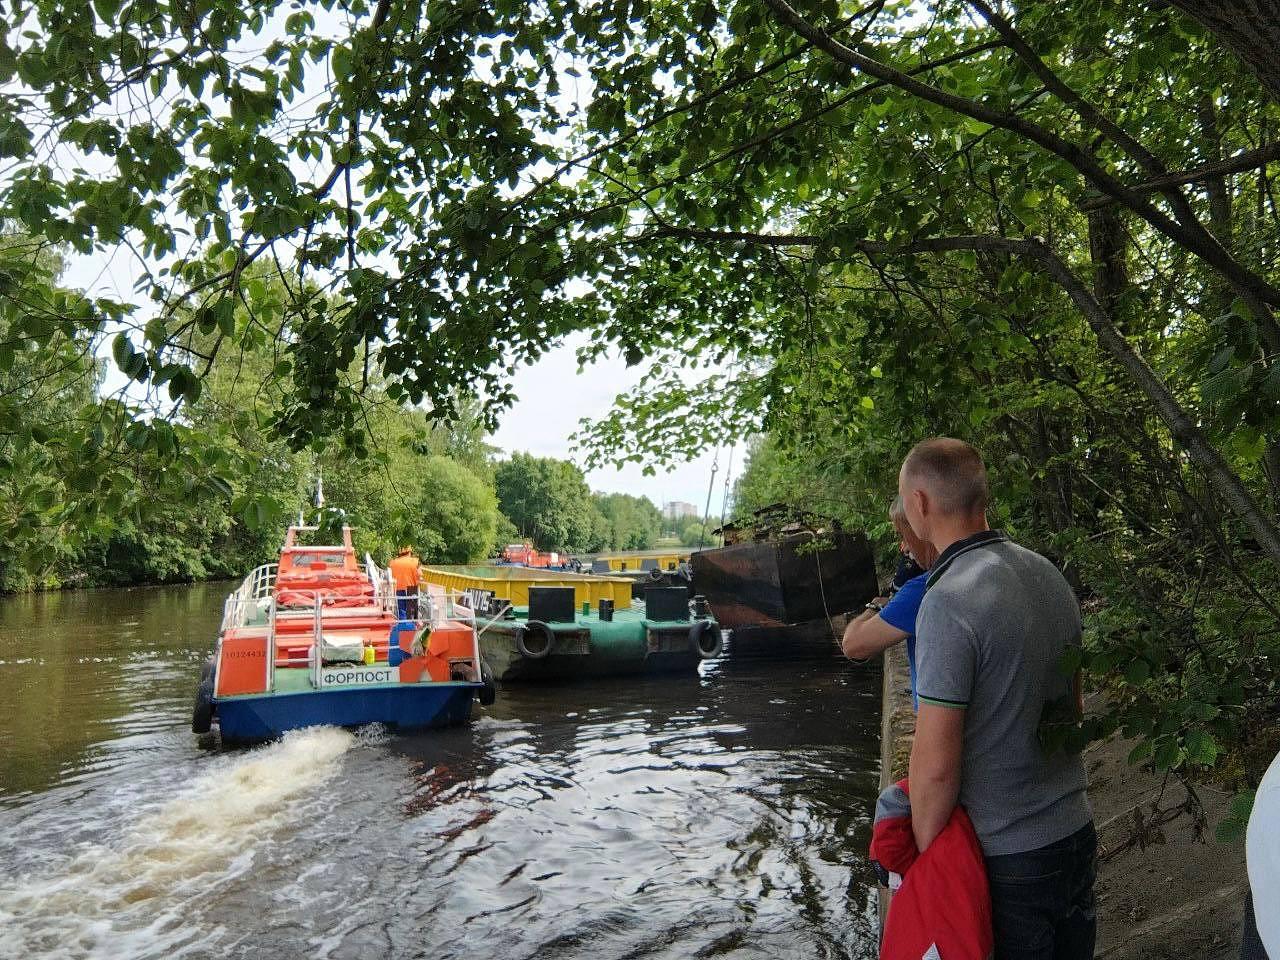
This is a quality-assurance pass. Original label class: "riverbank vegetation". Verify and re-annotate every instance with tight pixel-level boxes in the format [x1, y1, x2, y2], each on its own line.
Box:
[3, 0, 1279, 826]
[0, 249, 666, 587]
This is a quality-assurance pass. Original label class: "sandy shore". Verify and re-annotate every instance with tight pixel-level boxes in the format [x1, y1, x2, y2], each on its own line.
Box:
[876, 643, 1247, 958]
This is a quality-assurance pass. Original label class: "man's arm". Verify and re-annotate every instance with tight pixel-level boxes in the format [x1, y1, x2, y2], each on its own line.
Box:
[908, 703, 966, 852]
[841, 601, 908, 661]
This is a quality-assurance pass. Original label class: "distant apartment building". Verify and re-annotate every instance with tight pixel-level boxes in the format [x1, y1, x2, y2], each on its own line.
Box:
[663, 500, 699, 522]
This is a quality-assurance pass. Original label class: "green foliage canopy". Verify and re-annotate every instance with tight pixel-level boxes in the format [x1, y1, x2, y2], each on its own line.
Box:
[494, 452, 604, 553]
[594, 491, 662, 551]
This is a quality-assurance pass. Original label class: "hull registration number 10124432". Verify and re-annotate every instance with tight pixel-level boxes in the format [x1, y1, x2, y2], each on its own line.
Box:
[320, 666, 401, 687]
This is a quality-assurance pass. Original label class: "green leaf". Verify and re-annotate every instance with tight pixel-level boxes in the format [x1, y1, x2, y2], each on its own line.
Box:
[332, 45, 352, 81]
[1184, 729, 1218, 767]
[124, 422, 150, 449]
[111, 332, 132, 369]
[1153, 738, 1181, 771]
[205, 475, 234, 499]
[1216, 817, 1247, 844]
[145, 316, 167, 345]
[1215, 790, 1255, 844]
[1124, 659, 1150, 684]
[1186, 702, 1219, 721]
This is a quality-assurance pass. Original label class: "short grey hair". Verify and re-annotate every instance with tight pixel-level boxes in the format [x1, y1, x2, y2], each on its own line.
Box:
[901, 438, 989, 516]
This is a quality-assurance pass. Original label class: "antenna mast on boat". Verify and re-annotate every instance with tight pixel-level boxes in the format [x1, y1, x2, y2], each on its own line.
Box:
[719, 444, 736, 547]
[697, 449, 720, 551]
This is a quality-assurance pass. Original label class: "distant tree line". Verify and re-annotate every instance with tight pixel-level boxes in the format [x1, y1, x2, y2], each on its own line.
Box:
[493, 452, 668, 554]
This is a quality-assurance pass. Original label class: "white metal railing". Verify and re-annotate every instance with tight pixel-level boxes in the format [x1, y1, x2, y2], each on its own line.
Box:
[365, 552, 384, 601]
[311, 595, 323, 689]
[219, 563, 278, 633]
[449, 590, 506, 681]
[266, 593, 277, 691]
[379, 567, 397, 617]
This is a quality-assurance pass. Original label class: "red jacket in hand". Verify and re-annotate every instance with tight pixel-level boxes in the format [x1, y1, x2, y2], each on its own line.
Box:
[869, 779, 993, 960]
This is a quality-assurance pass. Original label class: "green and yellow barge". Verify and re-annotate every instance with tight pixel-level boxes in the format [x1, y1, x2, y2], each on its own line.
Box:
[422, 565, 721, 681]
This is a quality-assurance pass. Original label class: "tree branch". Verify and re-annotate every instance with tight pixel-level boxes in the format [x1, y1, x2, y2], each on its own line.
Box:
[639, 222, 1280, 564]
[1080, 141, 1280, 210]
[525, 39, 1004, 251]
[963, 0, 1171, 182]
[761, 0, 1280, 308]
[500, 2, 888, 228]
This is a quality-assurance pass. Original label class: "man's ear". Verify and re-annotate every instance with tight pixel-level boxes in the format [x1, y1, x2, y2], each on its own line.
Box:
[912, 487, 929, 520]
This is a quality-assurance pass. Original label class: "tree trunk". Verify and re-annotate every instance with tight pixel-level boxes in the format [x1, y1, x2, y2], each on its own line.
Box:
[1198, 95, 1235, 253]
[1088, 206, 1130, 330]
[1024, 239, 1280, 567]
[915, 233, 1280, 566]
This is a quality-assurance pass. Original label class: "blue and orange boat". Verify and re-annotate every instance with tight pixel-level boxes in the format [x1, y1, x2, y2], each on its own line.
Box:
[192, 524, 495, 742]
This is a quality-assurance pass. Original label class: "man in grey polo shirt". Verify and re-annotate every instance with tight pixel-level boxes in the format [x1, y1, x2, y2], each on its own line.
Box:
[900, 438, 1094, 960]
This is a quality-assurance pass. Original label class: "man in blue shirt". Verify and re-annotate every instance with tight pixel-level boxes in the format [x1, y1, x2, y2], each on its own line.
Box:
[841, 496, 937, 710]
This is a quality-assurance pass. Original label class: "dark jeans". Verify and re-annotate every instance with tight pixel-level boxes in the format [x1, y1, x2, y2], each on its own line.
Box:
[985, 822, 1097, 960]
[396, 589, 418, 620]
[1241, 889, 1270, 960]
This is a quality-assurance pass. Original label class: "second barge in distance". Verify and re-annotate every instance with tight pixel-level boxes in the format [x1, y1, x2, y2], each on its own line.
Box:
[690, 505, 879, 658]
[588, 550, 696, 599]
[421, 565, 721, 681]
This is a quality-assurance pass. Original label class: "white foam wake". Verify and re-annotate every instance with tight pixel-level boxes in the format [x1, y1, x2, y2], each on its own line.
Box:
[0, 726, 355, 960]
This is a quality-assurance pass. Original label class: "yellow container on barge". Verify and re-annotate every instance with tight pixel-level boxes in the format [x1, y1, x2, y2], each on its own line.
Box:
[590, 551, 689, 573]
[421, 565, 635, 611]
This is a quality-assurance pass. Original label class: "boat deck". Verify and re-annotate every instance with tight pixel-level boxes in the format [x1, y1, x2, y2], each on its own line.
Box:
[422, 564, 634, 610]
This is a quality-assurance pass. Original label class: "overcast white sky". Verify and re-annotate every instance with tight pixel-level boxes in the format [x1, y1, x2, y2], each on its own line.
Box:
[489, 333, 741, 510]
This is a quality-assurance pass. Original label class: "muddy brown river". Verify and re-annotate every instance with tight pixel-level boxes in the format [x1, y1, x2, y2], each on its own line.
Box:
[0, 583, 882, 959]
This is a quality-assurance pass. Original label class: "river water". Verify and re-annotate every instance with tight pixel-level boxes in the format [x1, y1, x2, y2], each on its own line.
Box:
[0, 584, 883, 959]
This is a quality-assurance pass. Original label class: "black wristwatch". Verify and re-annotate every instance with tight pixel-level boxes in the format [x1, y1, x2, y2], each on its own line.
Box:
[865, 600, 884, 614]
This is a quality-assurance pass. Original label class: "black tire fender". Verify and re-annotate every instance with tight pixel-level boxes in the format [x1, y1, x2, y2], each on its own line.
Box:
[690, 620, 723, 659]
[192, 657, 216, 734]
[478, 659, 497, 706]
[515, 620, 555, 659]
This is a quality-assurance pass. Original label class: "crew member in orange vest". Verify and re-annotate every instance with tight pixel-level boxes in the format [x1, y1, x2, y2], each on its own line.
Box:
[388, 546, 421, 620]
